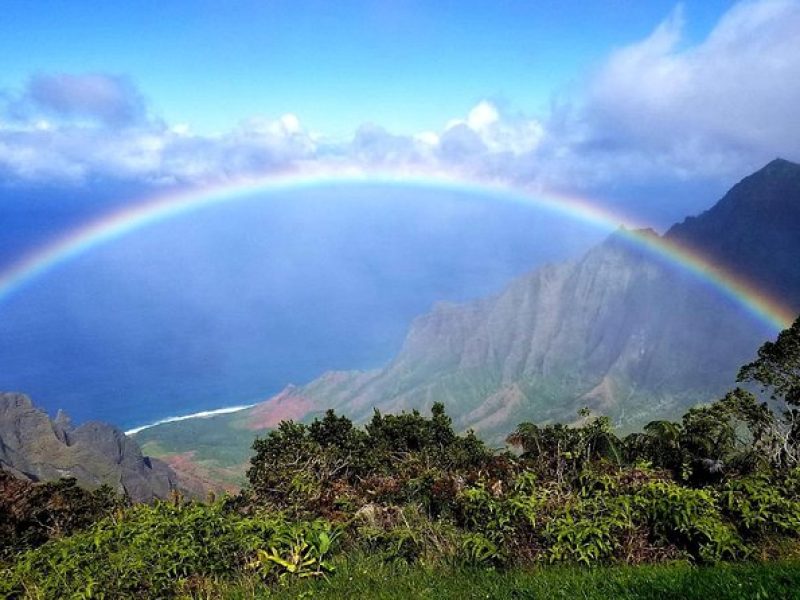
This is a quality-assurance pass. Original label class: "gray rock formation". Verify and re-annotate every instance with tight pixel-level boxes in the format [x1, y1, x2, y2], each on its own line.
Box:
[0, 392, 184, 502]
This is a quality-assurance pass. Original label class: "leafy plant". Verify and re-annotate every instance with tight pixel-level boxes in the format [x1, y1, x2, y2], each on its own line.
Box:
[249, 521, 339, 583]
[459, 533, 504, 566]
[721, 476, 800, 536]
[641, 481, 745, 562]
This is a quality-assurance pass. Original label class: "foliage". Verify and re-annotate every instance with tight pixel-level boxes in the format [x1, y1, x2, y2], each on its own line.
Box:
[0, 499, 340, 598]
[720, 475, 800, 537]
[6, 318, 800, 596]
[240, 391, 800, 571]
[640, 480, 746, 562]
[248, 520, 338, 583]
[506, 411, 622, 482]
[623, 388, 791, 481]
[739, 314, 800, 405]
[246, 403, 493, 517]
[0, 471, 121, 560]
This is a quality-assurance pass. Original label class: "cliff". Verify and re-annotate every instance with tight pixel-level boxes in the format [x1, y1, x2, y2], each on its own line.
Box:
[0, 392, 190, 502]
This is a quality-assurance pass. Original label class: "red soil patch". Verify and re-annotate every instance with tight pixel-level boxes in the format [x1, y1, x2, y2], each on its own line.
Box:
[245, 387, 315, 430]
[161, 451, 241, 496]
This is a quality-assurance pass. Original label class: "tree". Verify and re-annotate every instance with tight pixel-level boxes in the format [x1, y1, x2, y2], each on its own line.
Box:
[736, 315, 800, 469]
[507, 410, 621, 482]
[738, 314, 800, 405]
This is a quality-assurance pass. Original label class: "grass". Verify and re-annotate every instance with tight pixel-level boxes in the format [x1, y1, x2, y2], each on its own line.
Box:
[214, 557, 800, 599]
[134, 410, 261, 467]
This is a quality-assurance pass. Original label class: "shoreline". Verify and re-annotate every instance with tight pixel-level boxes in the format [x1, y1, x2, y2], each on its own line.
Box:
[124, 403, 256, 436]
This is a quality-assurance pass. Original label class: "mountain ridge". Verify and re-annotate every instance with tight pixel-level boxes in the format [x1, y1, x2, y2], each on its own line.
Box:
[239, 159, 800, 440]
[132, 159, 800, 475]
[0, 392, 199, 501]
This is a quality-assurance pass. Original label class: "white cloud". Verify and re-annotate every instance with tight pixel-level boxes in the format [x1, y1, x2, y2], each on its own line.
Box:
[1, 0, 799, 207]
[466, 100, 499, 131]
[574, 0, 800, 179]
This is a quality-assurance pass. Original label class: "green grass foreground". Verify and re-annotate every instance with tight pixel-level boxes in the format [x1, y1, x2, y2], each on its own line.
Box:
[220, 558, 800, 599]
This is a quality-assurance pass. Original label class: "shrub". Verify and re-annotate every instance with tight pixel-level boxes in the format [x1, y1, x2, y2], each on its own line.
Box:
[0, 472, 121, 560]
[640, 481, 745, 562]
[720, 476, 800, 537]
[0, 499, 339, 598]
[541, 494, 641, 565]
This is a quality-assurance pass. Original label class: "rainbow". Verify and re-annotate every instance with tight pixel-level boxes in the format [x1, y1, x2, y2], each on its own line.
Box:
[0, 170, 795, 331]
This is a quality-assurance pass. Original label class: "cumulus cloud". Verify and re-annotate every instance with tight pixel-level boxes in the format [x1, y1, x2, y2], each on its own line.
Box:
[0, 79, 540, 184]
[1, 0, 799, 208]
[566, 0, 800, 181]
[22, 73, 147, 126]
[446, 101, 544, 155]
[0, 75, 320, 184]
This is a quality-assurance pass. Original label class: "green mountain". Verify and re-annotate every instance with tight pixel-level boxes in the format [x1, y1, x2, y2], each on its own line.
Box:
[135, 159, 800, 477]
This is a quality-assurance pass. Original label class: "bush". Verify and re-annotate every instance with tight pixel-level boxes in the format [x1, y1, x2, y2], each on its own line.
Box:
[542, 494, 641, 565]
[0, 499, 339, 598]
[721, 476, 800, 537]
[246, 404, 493, 517]
[0, 472, 121, 560]
[640, 481, 746, 562]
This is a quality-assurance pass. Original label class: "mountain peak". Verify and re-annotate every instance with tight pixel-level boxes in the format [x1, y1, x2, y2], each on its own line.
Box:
[762, 157, 800, 172]
[0, 393, 191, 502]
[735, 157, 800, 192]
[668, 158, 800, 233]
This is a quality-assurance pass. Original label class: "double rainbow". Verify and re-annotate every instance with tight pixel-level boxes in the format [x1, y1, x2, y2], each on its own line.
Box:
[0, 171, 795, 331]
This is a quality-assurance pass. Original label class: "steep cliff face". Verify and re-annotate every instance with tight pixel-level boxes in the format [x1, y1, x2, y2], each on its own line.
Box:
[667, 158, 800, 313]
[0, 393, 187, 502]
[247, 160, 800, 439]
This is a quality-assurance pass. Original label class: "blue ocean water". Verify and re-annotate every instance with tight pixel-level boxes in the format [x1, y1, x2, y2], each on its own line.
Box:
[0, 185, 608, 430]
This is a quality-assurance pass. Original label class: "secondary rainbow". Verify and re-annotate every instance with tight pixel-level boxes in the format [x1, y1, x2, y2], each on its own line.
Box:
[0, 170, 795, 331]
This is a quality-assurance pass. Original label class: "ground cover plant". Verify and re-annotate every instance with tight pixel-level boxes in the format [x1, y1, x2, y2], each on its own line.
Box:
[2, 316, 800, 598]
[221, 557, 800, 599]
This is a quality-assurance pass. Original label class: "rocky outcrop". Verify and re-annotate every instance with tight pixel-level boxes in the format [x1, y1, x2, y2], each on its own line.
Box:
[0, 392, 187, 502]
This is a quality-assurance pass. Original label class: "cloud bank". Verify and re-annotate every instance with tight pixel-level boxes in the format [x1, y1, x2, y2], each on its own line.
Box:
[1, 0, 799, 215]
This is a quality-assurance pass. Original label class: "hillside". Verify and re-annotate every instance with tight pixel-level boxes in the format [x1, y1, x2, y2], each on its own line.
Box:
[238, 160, 800, 436]
[135, 159, 800, 474]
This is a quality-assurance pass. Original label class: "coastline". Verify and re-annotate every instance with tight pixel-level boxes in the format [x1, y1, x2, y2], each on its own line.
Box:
[124, 404, 256, 436]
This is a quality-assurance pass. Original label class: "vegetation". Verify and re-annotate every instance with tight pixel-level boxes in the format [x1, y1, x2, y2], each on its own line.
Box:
[0, 473, 121, 561]
[222, 558, 800, 599]
[2, 315, 800, 598]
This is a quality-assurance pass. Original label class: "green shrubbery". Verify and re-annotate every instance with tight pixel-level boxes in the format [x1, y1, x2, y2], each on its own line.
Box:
[5, 400, 800, 598]
[0, 473, 121, 561]
[0, 499, 340, 598]
[4, 411, 800, 598]
[3, 314, 800, 597]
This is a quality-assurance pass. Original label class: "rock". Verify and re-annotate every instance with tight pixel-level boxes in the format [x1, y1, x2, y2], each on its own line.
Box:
[0, 392, 190, 502]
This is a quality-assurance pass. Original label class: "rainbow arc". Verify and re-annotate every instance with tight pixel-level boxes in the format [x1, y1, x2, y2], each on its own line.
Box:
[0, 171, 794, 331]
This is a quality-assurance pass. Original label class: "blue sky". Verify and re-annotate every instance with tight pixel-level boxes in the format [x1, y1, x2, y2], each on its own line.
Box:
[0, 1, 737, 134]
[1, 1, 799, 225]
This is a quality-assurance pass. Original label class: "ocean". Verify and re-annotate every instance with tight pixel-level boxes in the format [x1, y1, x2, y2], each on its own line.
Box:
[0, 184, 607, 430]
